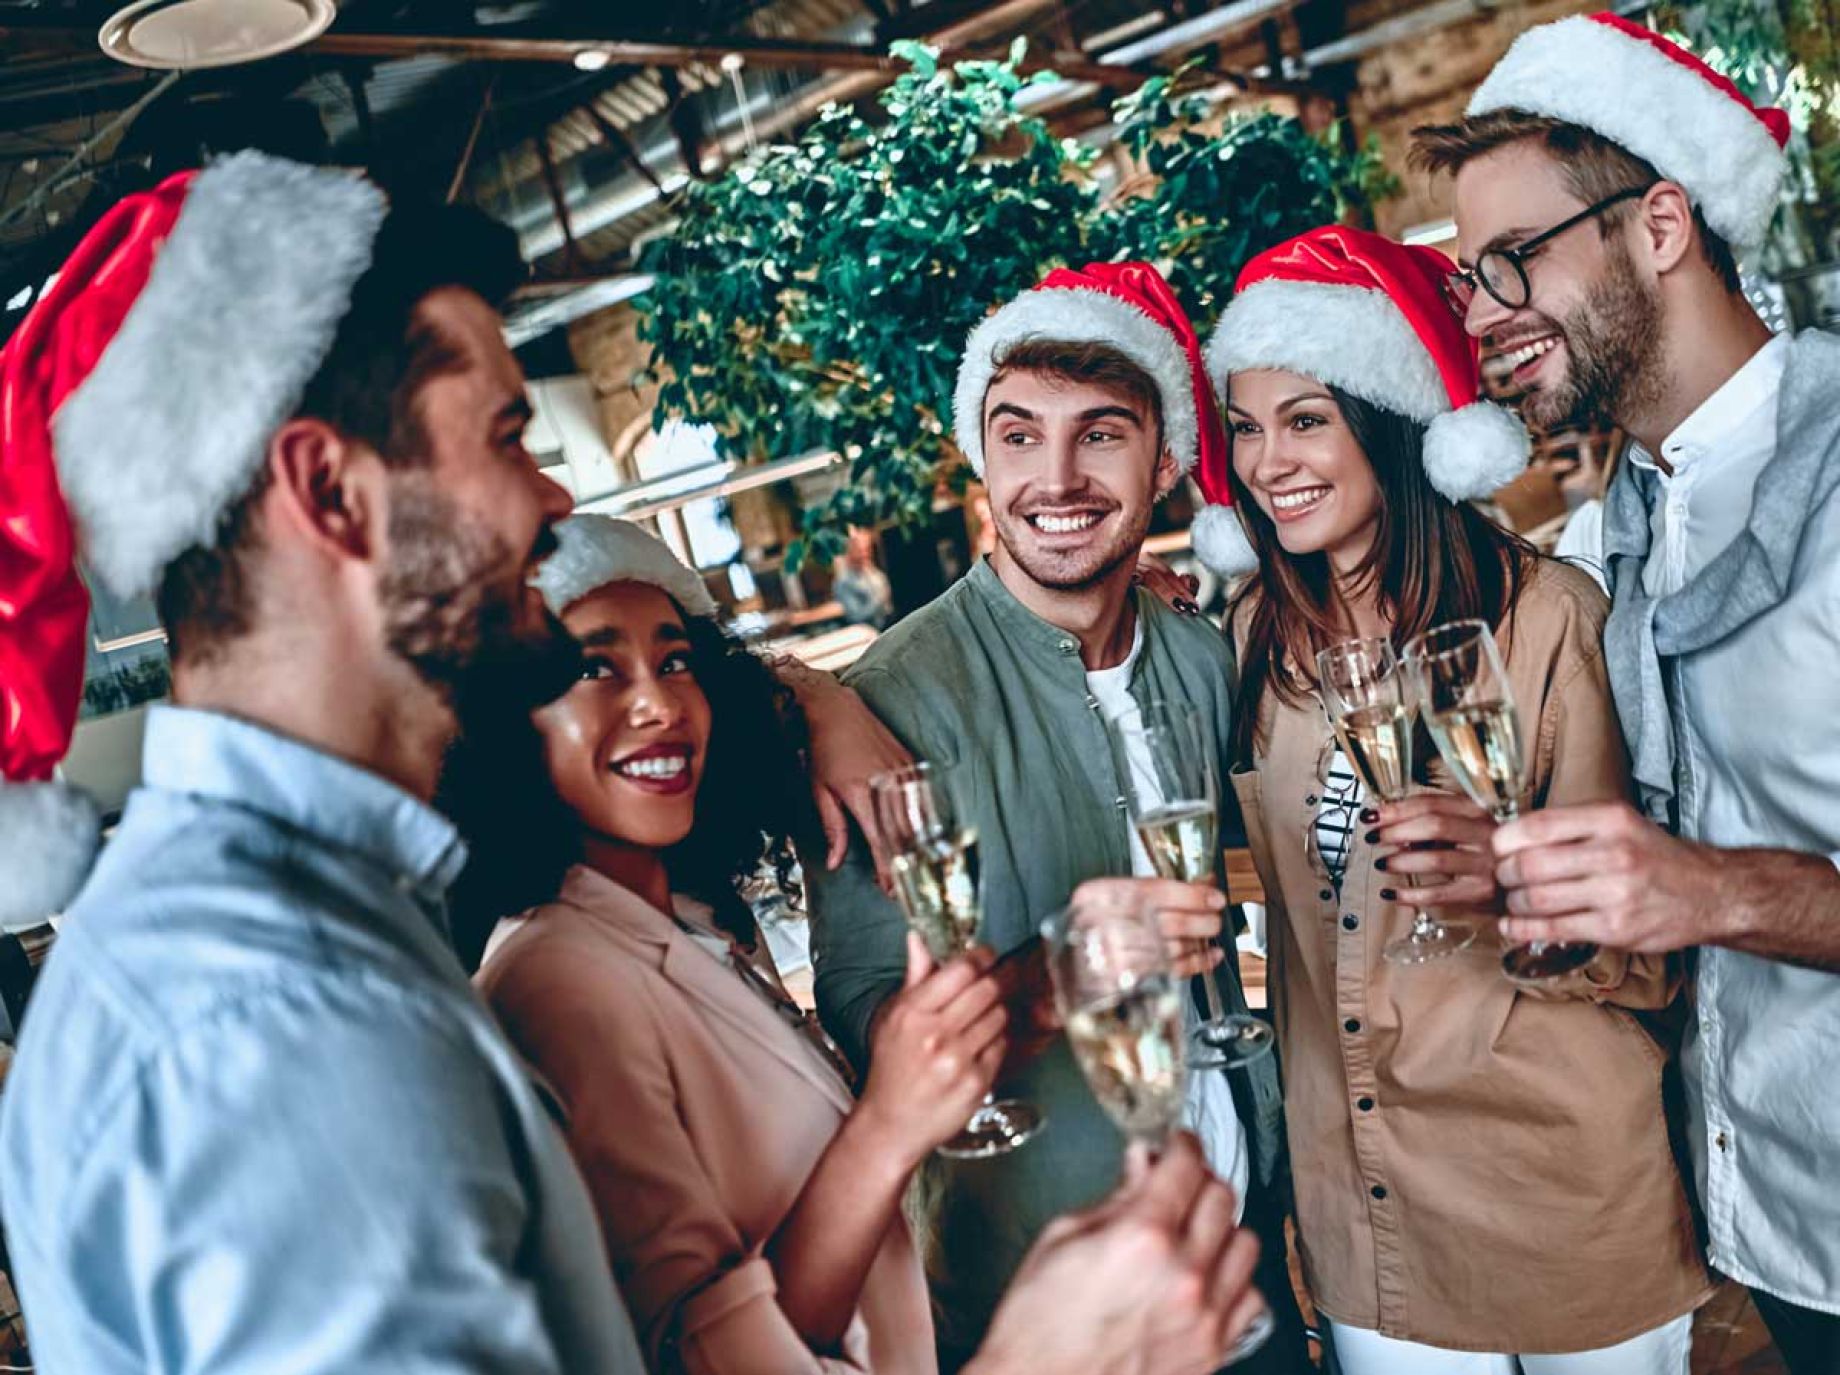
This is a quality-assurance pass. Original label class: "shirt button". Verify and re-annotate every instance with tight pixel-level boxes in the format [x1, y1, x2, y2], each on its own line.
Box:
[1370, 1184, 1388, 1200]
[1357, 1096, 1375, 1112]
[1344, 1017, 1362, 1034]
[1057, 640, 1079, 655]
[1715, 1131, 1730, 1152]
[1115, 796, 1129, 812]
[1084, 694, 1100, 711]
[1318, 888, 1334, 903]
[1342, 914, 1359, 931]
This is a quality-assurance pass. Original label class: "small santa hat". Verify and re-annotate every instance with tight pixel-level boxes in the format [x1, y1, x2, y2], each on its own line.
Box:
[534, 515, 720, 620]
[952, 261, 1229, 498]
[1195, 225, 1530, 577]
[0, 152, 388, 923]
[1469, 13, 1790, 248]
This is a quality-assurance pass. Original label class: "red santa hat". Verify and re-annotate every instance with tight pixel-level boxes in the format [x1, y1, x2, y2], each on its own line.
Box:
[952, 261, 1229, 497]
[1469, 13, 1790, 248]
[0, 152, 388, 923]
[534, 514, 720, 620]
[1194, 225, 1530, 577]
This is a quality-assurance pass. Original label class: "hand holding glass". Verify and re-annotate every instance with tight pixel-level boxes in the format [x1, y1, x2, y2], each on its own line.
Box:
[869, 762, 1044, 1157]
[1316, 637, 1477, 964]
[1042, 886, 1275, 1366]
[1106, 700, 1273, 1068]
[1403, 621, 1598, 984]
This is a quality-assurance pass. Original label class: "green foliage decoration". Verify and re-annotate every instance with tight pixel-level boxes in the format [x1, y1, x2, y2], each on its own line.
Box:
[1093, 69, 1397, 325]
[1662, 0, 1840, 262]
[638, 41, 1390, 568]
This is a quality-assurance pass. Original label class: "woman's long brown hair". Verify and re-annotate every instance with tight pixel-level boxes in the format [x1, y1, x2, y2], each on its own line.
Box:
[1225, 384, 1537, 766]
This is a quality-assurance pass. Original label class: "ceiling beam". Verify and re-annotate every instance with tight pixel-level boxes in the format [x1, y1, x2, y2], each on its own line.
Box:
[305, 30, 1149, 88]
[0, 19, 1149, 90]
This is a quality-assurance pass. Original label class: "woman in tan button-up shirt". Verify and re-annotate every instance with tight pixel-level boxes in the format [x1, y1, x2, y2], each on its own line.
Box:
[1193, 228, 1710, 1372]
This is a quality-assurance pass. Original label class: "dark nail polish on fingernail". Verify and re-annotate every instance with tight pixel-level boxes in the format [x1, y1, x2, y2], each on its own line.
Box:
[1379, 887, 1398, 902]
[1364, 829, 1380, 844]
[1360, 808, 1379, 824]
[1374, 856, 1389, 872]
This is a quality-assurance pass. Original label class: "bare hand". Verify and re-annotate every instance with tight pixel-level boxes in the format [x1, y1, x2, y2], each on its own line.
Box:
[778, 662, 912, 887]
[1132, 554, 1202, 616]
[1492, 801, 1725, 953]
[1371, 793, 1503, 913]
[857, 935, 1005, 1165]
[970, 1131, 1264, 1375]
[1071, 877, 1227, 978]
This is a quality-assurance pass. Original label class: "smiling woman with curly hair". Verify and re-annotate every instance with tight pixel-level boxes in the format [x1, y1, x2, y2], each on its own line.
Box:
[444, 515, 1008, 1375]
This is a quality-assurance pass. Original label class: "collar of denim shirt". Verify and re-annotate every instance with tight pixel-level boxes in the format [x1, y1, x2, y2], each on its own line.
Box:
[139, 705, 468, 900]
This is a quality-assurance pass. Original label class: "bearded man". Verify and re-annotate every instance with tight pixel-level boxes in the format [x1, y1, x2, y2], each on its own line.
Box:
[1415, 18, 1840, 1370]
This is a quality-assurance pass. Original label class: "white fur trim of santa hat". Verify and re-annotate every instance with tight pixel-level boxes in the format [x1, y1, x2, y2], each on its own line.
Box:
[54, 151, 388, 599]
[1205, 279, 1527, 502]
[953, 287, 1200, 478]
[534, 514, 720, 620]
[1468, 15, 1787, 248]
[0, 780, 102, 924]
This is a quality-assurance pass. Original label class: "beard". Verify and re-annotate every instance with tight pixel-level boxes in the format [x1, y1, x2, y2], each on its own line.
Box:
[1522, 237, 1665, 433]
[379, 476, 582, 722]
[991, 500, 1150, 593]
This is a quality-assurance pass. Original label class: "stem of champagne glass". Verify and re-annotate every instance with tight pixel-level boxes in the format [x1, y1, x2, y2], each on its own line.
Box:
[1197, 945, 1227, 1021]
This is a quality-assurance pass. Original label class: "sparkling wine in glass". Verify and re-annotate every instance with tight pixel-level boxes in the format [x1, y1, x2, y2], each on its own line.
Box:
[870, 762, 1044, 1158]
[1042, 887, 1275, 1366]
[1403, 620, 1598, 984]
[1106, 700, 1274, 1069]
[1316, 637, 1476, 964]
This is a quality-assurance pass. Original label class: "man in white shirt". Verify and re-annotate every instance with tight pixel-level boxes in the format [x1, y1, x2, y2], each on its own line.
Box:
[1413, 17, 1840, 1370]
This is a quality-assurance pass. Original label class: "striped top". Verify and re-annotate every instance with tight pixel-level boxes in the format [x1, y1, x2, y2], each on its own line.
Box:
[1314, 747, 1363, 891]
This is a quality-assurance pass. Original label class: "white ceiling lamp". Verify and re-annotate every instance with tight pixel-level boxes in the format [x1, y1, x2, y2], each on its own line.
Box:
[99, 0, 337, 70]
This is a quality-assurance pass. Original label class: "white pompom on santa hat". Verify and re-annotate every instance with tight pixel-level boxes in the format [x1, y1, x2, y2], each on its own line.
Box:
[0, 153, 388, 924]
[1193, 224, 1531, 578]
[1468, 12, 1791, 249]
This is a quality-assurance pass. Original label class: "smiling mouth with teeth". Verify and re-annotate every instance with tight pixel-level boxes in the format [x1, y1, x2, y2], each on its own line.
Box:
[1270, 486, 1331, 512]
[614, 752, 690, 781]
[1027, 511, 1104, 534]
[1503, 335, 1561, 372]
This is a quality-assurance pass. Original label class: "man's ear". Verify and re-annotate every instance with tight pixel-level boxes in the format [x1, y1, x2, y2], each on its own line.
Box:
[1153, 447, 1184, 501]
[265, 417, 385, 565]
[1635, 181, 1696, 277]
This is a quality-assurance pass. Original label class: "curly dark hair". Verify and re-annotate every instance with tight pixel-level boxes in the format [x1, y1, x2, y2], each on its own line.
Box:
[439, 600, 815, 973]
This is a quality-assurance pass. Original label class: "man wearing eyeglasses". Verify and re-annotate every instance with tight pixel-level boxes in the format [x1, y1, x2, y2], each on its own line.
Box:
[1413, 15, 1840, 1372]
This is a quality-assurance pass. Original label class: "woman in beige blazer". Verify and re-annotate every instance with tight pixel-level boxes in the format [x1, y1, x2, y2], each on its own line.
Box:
[1183, 228, 1710, 1373]
[465, 516, 1006, 1375]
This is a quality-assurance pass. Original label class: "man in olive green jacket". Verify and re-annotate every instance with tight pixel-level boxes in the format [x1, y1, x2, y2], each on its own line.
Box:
[808, 264, 1299, 1373]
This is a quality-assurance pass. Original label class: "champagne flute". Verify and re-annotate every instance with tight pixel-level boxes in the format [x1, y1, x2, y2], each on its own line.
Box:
[869, 761, 1045, 1158]
[1402, 620, 1598, 984]
[1316, 637, 1477, 964]
[1105, 700, 1274, 1069]
[1042, 886, 1275, 1367]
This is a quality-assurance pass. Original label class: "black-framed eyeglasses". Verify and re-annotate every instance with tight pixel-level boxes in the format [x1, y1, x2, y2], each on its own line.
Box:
[1446, 185, 1654, 313]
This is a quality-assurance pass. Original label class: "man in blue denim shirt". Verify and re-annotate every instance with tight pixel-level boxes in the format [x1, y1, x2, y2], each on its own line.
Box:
[0, 157, 642, 1372]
